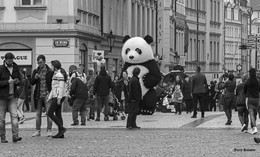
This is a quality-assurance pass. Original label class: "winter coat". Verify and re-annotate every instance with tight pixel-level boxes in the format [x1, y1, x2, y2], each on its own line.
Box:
[70, 77, 88, 100]
[93, 69, 113, 96]
[182, 80, 192, 100]
[0, 62, 22, 100]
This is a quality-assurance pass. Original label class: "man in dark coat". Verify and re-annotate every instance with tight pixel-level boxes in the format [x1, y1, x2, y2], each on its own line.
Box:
[126, 67, 142, 129]
[191, 66, 208, 118]
[0, 52, 23, 143]
[182, 75, 193, 113]
[31, 55, 54, 137]
[93, 65, 113, 121]
[70, 77, 88, 125]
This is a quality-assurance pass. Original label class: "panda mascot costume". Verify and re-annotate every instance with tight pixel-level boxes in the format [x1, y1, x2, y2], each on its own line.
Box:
[121, 35, 161, 115]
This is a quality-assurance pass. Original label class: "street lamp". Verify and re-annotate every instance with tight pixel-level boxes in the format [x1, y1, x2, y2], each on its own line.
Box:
[107, 30, 115, 52]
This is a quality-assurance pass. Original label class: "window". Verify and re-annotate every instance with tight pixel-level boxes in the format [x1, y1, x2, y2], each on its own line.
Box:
[210, 0, 213, 21]
[21, 0, 42, 5]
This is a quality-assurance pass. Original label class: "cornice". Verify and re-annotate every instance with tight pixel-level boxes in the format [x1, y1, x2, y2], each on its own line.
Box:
[14, 6, 47, 10]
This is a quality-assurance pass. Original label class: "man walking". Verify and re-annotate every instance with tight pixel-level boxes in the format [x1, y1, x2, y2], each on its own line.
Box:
[31, 55, 54, 137]
[70, 77, 88, 125]
[126, 67, 142, 129]
[93, 65, 113, 121]
[0, 52, 22, 143]
[191, 66, 208, 118]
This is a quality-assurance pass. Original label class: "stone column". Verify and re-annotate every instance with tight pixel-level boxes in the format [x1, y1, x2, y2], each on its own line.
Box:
[139, 2, 143, 36]
[144, 4, 147, 36]
[127, 0, 132, 35]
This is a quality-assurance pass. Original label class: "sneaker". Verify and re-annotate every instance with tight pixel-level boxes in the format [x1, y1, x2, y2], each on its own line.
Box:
[47, 130, 52, 137]
[251, 127, 258, 135]
[104, 116, 109, 121]
[32, 130, 41, 137]
[71, 122, 79, 126]
[81, 123, 86, 126]
[241, 124, 248, 133]
[95, 117, 100, 121]
[12, 136, 22, 143]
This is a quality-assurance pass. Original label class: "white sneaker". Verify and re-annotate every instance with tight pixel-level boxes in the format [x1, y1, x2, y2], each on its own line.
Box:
[32, 130, 41, 137]
[47, 130, 52, 137]
[19, 116, 25, 124]
[252, 127, 258, 135]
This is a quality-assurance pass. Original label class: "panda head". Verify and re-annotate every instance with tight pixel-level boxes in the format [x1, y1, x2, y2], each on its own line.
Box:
[122, 35, 154, 64]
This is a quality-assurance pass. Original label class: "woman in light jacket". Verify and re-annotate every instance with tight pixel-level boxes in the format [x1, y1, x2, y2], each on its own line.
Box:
[47, 60, 68, 138]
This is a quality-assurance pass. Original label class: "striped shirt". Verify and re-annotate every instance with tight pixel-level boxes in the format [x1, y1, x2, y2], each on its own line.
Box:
[48, 70, 67, 100]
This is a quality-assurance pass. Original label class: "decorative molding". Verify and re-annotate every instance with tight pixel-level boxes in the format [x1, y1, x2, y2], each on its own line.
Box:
[210, 21, 221, 26]
[210, 32, 222, 37]
[189, 29, 207, 35]
[14, 6, 47, 10]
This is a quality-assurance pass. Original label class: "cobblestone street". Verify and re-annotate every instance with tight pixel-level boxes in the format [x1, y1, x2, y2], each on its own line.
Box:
[1, 128, 260, 157]
[1, 112, 260, 156]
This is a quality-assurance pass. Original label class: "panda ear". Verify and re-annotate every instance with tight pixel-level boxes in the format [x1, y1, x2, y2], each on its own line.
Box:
[122, 35, 131, 43]
[143, 35, 153, 44]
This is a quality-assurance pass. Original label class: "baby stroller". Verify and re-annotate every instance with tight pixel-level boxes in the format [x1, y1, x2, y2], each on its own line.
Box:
[106, 92, 121, 121]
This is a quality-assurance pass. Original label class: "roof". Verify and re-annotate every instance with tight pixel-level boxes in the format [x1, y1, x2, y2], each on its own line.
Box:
[250, 0, 260, 10]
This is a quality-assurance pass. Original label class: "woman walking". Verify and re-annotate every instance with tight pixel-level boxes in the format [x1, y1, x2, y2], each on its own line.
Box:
[47, 60, 68, 138]
[243, 68, 259, 136]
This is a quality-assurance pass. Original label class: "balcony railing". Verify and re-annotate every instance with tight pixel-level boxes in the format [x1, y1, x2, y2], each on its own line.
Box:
[0, 23, 100, 35]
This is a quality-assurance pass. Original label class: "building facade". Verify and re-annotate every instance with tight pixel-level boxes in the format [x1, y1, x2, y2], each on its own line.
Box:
[0, 0, 157, 78]
[249, 0, 260, 70]
[185, 0, 224, 80]
[224, 0, 249, 74]
[156, 0, 186, 73]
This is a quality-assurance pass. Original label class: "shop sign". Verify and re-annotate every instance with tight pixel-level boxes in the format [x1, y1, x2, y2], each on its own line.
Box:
[53, 39, 70, 47]
[0, 51, 32, 65]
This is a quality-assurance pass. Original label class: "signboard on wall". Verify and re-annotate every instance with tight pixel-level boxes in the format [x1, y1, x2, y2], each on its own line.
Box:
[53, 39, 70, 48]
[0, 51, 32, 65]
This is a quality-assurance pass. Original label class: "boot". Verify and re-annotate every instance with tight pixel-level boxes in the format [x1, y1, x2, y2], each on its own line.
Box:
[132, 115, 140, 129]
[52, 127, 67, 138]
[1, 135, 8, 143]
[13, 136, 22, 143]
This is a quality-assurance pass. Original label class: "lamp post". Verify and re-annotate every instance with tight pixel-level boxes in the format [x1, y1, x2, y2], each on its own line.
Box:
[107, 30, 115, 53]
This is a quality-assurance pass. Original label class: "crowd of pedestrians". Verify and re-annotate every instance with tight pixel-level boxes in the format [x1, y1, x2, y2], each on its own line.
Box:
[0, 52, 143, 143]
[2, 52, 260, 144]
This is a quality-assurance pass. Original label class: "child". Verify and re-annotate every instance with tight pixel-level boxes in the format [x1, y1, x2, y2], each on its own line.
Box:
[172, 85, 183, 115]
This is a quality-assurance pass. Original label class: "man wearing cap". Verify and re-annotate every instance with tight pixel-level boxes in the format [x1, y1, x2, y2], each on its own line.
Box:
[0, 52, 23, 143]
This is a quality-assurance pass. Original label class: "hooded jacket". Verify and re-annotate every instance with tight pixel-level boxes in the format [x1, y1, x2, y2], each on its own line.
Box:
[93, 67, 113, 96]
[244, 68, 260, 98]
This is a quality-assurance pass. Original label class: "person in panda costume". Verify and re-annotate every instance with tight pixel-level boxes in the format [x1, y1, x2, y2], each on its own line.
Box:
[121, 35, 161, 115]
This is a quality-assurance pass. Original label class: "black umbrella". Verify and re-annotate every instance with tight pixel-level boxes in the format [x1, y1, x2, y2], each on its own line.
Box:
[163, 70, 186, 83]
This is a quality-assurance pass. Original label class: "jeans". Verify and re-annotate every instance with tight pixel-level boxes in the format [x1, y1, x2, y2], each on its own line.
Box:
[17, 98, 24, 118]
[223, 95, 235, 122]
[237, 106, 249, 126]
[184, 99, 193, 113]
[174, 102, 182, 114]
[96, 95, 109, 118]
[0, 98, 19, 138]
[36, 96, 52, 131]
[192, 93, 207, 116]
[47, 97, 65, 129]
[72, 98, 87, 124]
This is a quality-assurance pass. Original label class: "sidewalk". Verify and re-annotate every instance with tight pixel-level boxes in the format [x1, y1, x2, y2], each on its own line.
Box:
[6, 111, 259, 130]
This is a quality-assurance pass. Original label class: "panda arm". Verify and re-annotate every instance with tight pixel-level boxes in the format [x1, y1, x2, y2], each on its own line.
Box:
[143, 61, 161, 88]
